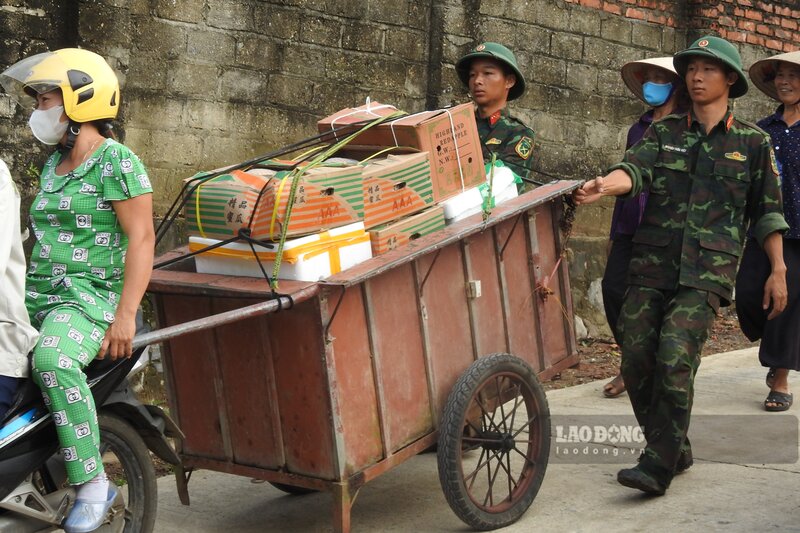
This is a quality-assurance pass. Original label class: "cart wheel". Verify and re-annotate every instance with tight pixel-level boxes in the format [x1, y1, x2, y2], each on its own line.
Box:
[437, 353, 550, 530]
[268, 482, 317, 495]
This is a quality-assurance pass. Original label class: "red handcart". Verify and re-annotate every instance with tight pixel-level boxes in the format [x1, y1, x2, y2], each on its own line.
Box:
[140, 180, 581, 532]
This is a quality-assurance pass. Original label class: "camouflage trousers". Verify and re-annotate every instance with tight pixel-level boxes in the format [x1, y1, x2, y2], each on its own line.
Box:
[619, 285, 716, 487]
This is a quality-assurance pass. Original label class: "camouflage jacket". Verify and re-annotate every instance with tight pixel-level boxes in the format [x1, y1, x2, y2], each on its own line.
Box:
[610, 109, 788, 305]
[476, 108, 536, 182]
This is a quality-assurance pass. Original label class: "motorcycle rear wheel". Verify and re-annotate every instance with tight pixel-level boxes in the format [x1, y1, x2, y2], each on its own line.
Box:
[99, 413, 158, 533]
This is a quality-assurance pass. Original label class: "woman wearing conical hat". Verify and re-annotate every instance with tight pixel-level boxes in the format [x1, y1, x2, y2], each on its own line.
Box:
[736, 51, 800, 412]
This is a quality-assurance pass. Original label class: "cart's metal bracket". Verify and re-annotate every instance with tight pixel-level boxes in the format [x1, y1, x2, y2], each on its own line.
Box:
[498, 213, 524, 260]
[175, 465, 193, 506]
[418, 248, 442, 295]
[324, 285, 347, 340]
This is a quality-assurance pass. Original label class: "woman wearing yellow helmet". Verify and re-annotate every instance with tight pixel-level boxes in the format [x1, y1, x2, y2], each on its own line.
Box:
[1, 48, 154, 533]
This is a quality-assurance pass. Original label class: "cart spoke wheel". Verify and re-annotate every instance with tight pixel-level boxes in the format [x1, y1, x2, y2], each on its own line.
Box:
[438, 354, 550, 531]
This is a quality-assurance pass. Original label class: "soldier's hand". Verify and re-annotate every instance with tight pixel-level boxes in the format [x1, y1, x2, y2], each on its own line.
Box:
[573, 176, 605, 205]
[763, 270, 788, 320]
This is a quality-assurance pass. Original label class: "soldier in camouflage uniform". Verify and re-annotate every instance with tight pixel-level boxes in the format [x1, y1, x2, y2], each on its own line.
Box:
[456, 42, 536, 184]
[575, 36, 789, 495]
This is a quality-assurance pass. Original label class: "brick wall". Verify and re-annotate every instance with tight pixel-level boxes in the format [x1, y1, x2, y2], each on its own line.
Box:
[688, 0, 800, 52]
[1, 0, 798, 336]
[563, 0, 686, 27]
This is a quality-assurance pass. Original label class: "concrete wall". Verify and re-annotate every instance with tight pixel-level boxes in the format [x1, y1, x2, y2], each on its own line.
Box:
[1, 0, 798, 338]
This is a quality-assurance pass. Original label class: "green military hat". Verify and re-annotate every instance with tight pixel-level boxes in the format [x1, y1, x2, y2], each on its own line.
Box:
[673, 35, 748, 98]
[456, 42, 526, 101]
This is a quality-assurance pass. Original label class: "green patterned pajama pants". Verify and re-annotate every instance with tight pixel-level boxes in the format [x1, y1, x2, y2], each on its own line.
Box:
[31, 307, 107, 485]
[619, 285, 716, 488]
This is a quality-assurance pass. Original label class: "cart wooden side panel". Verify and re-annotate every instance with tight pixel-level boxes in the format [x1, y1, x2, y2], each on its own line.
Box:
[323, 288, 383, 477]
[497, 214, 543, 372]
[211, 299, 284, 469]
[463, 228, 507, 358]
[158, 295, 227, 460]
[530, 203, 573, 370]
[363, 263, 432, 453]
[269, 299, 337, 478]
[412, 244, 474, 417]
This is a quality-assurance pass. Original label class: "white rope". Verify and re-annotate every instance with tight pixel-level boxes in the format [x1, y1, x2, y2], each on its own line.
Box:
[329, 97, 399, 141]
[388, 108, 431, 147]
[443, 108, 466, 191]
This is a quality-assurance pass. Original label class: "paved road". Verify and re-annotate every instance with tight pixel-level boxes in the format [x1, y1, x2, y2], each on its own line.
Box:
[153, 347, 800, 532]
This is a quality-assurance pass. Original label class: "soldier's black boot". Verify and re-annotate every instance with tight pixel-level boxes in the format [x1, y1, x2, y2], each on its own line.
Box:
[675, 449, 693, 474]
[617, 466, 667, 495]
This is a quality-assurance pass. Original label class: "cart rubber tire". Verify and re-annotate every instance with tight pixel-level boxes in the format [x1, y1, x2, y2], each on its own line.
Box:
[99, 413, 158, 533]
[268, 482, 317, 495]
[437, 353, 550, 530]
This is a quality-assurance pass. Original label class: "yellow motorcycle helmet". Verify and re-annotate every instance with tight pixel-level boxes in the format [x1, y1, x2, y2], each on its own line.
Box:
[0, 48, 119, 122]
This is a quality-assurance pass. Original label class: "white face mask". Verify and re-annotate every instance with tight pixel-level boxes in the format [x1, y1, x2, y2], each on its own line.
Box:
[28, 105, 69, 145]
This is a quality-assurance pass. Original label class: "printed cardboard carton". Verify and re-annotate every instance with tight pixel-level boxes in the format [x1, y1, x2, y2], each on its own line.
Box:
[362, 152, 434, 229]
[184, 165, 363, 240]
[319, 102, 485, 201]
[369, 206, 445, 255]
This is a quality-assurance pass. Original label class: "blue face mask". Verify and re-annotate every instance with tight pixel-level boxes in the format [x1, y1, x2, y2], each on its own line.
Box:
[642, 81, 673, 107]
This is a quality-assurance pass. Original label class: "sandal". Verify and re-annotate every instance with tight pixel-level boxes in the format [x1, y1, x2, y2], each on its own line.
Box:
[603, 374, 626, 398]
[766, 368, 777, 389]
[764, 391, 793, 412]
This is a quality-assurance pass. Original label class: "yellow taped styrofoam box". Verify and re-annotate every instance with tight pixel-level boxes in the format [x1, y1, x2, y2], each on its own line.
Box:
[189, 221, 372, 281]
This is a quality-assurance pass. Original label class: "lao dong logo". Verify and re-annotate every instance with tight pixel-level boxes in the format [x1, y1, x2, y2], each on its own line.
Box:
[552, 420, 646, 462]
[555, 423, 645, 445]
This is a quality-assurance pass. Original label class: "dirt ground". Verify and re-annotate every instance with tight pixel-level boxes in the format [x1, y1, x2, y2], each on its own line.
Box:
[543, 306, 758, 391]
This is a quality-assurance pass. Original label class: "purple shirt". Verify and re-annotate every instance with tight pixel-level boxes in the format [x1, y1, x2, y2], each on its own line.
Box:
[758, 107, 800, 240]
[609, 111, 653, 239]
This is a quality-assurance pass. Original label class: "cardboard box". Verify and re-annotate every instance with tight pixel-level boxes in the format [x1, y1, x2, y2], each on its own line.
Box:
[362, 152, 434, 229]
[317, 101, 405, 143]
[369, 206, 445, 255]
[184, 166, 364, 240]
[190, 222, 372, 281]
[319, 102, 486, 202]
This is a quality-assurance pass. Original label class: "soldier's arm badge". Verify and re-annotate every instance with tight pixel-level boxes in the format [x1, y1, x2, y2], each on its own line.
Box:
[769, 147, 780, 177]
[515, 136, 534, 160]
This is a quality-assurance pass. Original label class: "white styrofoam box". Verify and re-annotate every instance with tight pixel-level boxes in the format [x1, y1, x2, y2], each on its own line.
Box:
[190, 221, 372, 281]
[446, 183, 519, 223]
[442, 166, 519, 223]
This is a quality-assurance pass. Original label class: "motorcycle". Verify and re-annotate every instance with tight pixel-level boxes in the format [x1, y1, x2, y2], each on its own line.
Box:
[0, 317, 181, 533]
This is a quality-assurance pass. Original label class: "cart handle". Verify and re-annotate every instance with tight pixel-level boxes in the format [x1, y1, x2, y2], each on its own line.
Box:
[132, 285, 318, 351]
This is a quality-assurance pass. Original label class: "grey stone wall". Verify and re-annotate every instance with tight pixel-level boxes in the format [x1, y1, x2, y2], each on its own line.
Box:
[0, 0, 790, 338]
[99, 0, 433, 213]
[0, 1, 76, 202]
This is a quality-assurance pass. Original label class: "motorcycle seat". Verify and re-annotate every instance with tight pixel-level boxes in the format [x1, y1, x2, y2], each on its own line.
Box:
[0, 348, 144, 428]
